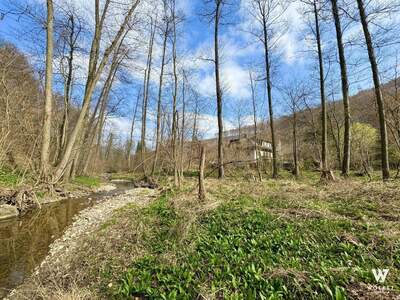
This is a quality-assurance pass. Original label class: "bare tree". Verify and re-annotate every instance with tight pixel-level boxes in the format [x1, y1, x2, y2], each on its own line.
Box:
[251, 0, 287, 179]
[231, 100, 245, 140]
[40, 0, 54, 180]
[249, 71, 262, 181]
[140, 16, 156, 176]
[56, 8, 83, 164]
[53, 0, 140, 182]
[127, 89, 141, 170]
[152, 2, 170, 176]
[282, 80, 310, 178]
[330, 0, 351, 177]
[385, 56, 400, 177]
[198, 145, 206, 201]
[87, 55, 123, 174]
[314, 0, 327, 175]
[78, 38, 128, 177]
[202, 0, 228, 179]
[188, 90, 200, 170]
[309, 0, 334, 180]
[105, 132, 114, 161]
[178, 70, 187, 186]
[171, 0, 180, 186]
[214, 0, 225, 179]
[327, 99, 343, 168]
[356, 0, 390, 181]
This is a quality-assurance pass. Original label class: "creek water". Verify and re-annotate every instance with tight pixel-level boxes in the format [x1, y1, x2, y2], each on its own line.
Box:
[0, 183, 132, 298]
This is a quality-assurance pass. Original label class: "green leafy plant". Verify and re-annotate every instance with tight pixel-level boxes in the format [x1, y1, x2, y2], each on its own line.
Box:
[112, 196, 400, 299]
[73, 176, 101, 188]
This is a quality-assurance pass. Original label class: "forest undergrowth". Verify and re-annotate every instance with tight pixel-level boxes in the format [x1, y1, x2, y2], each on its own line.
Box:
[14, 171, 400, 300]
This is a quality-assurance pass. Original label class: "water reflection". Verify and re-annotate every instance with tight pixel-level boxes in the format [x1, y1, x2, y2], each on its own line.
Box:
[0, 197, 94, 298]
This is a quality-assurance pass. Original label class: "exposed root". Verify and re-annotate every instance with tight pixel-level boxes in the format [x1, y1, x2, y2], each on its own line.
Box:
[0, 187, 41, 214]
[133, 176, 158, 189]
[320, 170, 336, 183]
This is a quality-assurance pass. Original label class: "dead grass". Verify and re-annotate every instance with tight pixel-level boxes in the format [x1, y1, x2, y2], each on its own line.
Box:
[9, 173, 400, 299]
[347, 282, 400, 300]
[8, 281, 94, 300]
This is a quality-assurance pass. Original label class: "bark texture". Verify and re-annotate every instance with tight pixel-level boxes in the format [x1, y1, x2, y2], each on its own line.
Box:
[41, 0, 54, 179]
[214, 0, 225, 179]
[313, 0, 329, 173]
[356, 0, 390, 181]
[331, 0, 351, 176]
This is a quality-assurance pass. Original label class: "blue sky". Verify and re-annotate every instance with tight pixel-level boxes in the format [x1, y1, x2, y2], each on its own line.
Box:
[0, 0, 399, 143]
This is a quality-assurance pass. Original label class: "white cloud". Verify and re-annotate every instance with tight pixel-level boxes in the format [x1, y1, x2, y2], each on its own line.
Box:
[176, 0, 192, 16]
[237, 0, 307, 65]
[106, 116, 133, 138]
[195, 113, 235, 139]
[221, 62, 251, 98]
[106, 111, 237, 143]
[193, 61, 251, 100]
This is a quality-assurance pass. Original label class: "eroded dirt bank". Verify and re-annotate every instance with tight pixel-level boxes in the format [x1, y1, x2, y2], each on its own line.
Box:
[0, 183, 117, 220]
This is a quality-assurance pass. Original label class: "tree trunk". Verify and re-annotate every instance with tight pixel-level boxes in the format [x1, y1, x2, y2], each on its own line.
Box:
[105, 133, 113, 161]
[69, 152, 78, 181]
[151, 17, 169, 176]
[214, 1, 224, 179]
[313, 0, 329, 176]
[327, 109, 342, 168]
[58, 14, 76, 163]
[81, 54, 121, 175]
[171, 1, 179, 186]
[179, 78, 186, 186]
[292, 111, 299, 177]
[94, 106, 107, 162]
[127, 90, 140, 170]
[53, 0, 138, 183]
[260, 5, 278, 179]
[250, 71, 262, 181]
[41, 0, 54, 180]
[304, 101, 322, 167]
[188, 100, 198, 171]
[198, 145, 206, 201]
[356, 0, 390, 181]
[140, 19, 156, 176]
[331, 0, 351, 176]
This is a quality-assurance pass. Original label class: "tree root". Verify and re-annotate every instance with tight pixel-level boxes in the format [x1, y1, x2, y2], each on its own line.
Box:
[0, 187, 41, 215]
[320, 170, 336, 183]
[133, 176, 158, 189]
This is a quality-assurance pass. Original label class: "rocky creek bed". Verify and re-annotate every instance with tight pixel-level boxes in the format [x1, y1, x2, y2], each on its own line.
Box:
[5, 187, 157, 299]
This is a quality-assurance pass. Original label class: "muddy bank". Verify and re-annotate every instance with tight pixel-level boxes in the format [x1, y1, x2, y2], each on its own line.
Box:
[0, 183, 123, 298]
[6, 187, 157, 299]
[0, 196, 96, 298]
[0, 189, 41, 218]
[0, 204, 18, 220]
[0, 183, 117, 220]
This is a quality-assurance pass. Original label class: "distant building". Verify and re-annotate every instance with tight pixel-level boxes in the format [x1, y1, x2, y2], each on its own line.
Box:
[204, 128, 273, 163]
[226, 134, 273, 162]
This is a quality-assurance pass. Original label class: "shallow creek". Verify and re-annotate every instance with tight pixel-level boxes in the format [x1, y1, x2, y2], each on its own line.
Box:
[0, 182, 132, 298]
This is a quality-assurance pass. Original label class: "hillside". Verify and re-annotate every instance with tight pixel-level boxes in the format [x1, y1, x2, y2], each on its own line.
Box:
[227, 79, 399, 167]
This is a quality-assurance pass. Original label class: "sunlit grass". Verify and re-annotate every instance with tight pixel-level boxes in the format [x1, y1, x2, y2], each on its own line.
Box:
[73, 176, 101, 188]
[0, 168, 23, 187]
